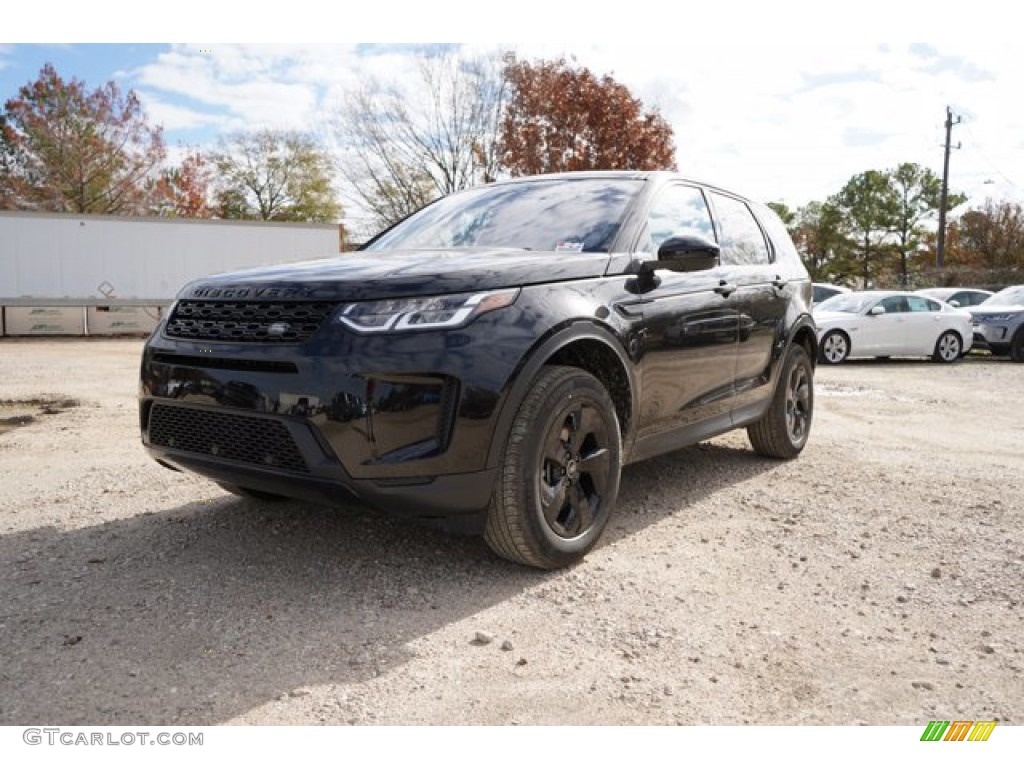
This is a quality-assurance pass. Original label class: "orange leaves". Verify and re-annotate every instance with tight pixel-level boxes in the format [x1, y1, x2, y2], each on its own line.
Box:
[499, 56, 676, 177]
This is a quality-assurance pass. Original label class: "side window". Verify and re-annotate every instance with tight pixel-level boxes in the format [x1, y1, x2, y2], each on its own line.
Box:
[881, 296, 910, 313]
[907, 297, 939, 312]
[708, 192, 771, 266]
[641, 185, 715, 253]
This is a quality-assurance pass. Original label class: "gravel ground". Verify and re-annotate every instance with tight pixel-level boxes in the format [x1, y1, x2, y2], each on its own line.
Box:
[0, 338, 1021, 726]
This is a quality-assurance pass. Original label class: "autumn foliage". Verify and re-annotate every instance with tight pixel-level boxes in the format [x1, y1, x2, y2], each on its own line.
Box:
[0, 64, 165, 215]
[155, 150, 214, 218]
[500, 57, 676, 176]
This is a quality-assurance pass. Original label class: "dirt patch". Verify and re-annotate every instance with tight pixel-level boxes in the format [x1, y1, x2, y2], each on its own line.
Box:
[0, 396, 80, 436]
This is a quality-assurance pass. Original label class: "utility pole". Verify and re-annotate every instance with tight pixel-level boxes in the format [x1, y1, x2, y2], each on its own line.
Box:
[936, 106, 961, 270]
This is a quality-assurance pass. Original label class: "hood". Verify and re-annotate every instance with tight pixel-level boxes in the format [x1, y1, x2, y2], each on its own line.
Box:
[812, 310, 857, 326]
[971, 303, 1024, 316]
[178, 247, 611, 301]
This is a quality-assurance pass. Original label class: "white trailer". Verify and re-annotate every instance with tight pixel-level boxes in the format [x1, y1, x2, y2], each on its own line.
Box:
[0, 210, 344, 335]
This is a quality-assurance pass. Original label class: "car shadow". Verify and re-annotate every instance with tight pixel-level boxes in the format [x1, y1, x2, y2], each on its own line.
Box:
[0, 442, 778, 725]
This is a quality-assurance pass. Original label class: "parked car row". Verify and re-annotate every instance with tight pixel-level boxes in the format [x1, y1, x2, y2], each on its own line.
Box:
[812, 285, 1024, 364]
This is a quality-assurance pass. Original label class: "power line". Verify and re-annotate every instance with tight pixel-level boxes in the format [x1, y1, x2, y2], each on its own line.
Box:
[960, 122, 1023, 195]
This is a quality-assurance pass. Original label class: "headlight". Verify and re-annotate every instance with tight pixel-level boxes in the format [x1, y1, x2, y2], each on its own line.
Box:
[335, 288, 519, 334]
[976, 314, 1015, 323]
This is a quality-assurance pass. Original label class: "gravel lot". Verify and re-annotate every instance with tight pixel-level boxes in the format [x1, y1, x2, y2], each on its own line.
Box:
[0, 338, 1021, 725]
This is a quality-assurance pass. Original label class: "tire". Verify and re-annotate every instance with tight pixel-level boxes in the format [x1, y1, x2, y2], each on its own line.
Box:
[484, 365, 622, 570]
[747, 345, 814, 459]
[819, 330, 850, 364]
[215, 482, 288, 501]
[988, 343, 1009, 357]
[932, 331, 962, 363]
[1011, 329, 1024, 363]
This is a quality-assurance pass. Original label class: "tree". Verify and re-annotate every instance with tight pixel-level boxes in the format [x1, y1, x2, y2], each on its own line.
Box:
[888, 162, 962, 285]
[946, 199, 1024, 270]
[336, 49, 508, 235]
[500, 56, 676, 176]
[211, 129, 339, 222]
[790, 200, 854, 282]
[154, 149, 214, 218]
[766, 201, 797, 227]
[0, 63, 165, 214]
[833, 170, 900, 285]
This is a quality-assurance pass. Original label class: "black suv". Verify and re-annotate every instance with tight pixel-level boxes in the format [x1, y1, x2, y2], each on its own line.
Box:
[140, 171, 817, 569]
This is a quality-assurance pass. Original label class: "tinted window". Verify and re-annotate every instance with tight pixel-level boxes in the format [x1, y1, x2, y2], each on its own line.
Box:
[955, 291, 990, 307]
[813, 285, 842, 303]
[907, 296, 937, 312]
[755, 203, 797, 265]
[708, 192, 771, 266]
[640, 184, 715, 253]
[365, 178, 643, 254]
[880, 296, 910, 313]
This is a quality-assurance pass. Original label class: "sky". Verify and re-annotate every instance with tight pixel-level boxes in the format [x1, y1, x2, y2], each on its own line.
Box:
[3, 1, 1024, 234]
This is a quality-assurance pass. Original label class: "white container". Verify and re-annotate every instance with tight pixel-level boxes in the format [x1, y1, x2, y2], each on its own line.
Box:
[3, 306, 87, 336]
[86, 305, 161, 336]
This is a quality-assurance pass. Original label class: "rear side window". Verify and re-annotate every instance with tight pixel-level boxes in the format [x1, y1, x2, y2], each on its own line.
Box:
[881, 296, 910, 313]
[755, 203, 800, 266]
[709, 192, 771, 266]
[907, 297, 939, 312]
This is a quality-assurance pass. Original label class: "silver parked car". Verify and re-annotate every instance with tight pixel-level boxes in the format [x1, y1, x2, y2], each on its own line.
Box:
[970, 285, 1024, 361]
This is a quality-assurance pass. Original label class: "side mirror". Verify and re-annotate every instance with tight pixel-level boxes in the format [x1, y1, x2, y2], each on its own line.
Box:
[949, 299, 961, 307]
[869, 305, 886, 316]
[654, 233, 720, 273]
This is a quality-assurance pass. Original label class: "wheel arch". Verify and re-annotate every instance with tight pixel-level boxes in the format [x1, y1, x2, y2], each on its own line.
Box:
[790, 317, 818, 368]
[485, 323, 637, 469]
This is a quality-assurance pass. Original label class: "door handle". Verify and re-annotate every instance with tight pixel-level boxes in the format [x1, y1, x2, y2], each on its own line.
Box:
[772, 276, 786, 290]
[715, 281, 737, 297]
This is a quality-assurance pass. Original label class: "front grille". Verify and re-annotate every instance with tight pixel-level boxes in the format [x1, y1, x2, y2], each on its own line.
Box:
[165, 300, 336, 343]
[148, 404, 309, 474]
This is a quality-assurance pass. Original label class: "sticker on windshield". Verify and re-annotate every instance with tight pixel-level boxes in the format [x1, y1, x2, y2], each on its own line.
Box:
[555, 241, 584, 253]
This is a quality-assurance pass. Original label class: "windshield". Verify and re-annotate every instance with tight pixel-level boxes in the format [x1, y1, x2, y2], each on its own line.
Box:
[814, 293, 876, 313]
[980, 285, 1024, 306]
[364, 178, 644, 253]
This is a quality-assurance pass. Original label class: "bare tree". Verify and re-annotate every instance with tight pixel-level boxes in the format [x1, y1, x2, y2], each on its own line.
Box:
[335, 49, 508, 236]
[210, 129, 339, 223]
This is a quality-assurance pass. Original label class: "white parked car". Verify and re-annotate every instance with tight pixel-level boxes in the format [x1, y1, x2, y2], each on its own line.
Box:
[813, 290, 974, 364]
[915, 286, 994, 308]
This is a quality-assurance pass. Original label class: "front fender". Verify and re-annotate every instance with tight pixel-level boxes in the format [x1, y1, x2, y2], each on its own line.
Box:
[484, 321, 638, 469]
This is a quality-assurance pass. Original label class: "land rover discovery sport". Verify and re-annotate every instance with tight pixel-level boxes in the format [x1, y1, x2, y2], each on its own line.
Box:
[140, 171, 818, 569]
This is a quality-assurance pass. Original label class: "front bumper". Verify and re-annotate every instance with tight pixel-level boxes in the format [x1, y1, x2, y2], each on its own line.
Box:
[972, 321, 1011, 349]
[139, 311, 528, 518]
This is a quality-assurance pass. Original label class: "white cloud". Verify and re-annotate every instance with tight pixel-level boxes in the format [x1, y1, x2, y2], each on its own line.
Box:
[140, 96, 224, 131]
[114, 39, 1024, 223]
